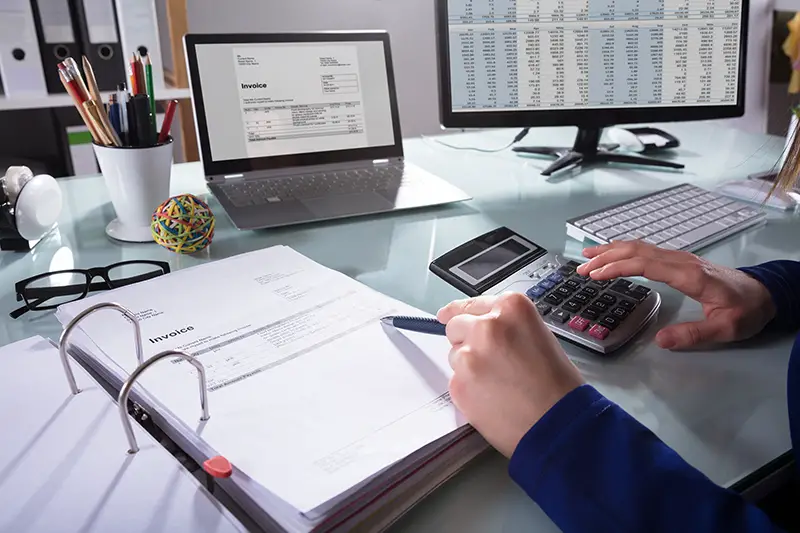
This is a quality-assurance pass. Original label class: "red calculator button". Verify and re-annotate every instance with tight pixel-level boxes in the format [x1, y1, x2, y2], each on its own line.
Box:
[568, 316, 590, 332]
[588, 324, 610, 340]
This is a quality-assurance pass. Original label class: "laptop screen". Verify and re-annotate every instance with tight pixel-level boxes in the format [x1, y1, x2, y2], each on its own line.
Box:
[192, 37, 400, 168]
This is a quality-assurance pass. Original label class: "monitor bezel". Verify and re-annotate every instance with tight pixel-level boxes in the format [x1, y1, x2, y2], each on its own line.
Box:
[184, 32, 404, 178]
[435, 0, 750, 129]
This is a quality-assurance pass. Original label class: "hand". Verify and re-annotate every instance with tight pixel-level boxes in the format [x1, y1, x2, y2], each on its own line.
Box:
[437, 293, 585, 458]
[577, 241, 776, 350]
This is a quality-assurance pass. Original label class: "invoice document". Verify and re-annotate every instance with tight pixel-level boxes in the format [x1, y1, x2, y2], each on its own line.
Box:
[57, 246, 465, 514]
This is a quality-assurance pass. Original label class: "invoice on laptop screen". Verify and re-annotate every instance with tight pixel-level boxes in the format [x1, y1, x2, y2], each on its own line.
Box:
[195, 40, 397, 162]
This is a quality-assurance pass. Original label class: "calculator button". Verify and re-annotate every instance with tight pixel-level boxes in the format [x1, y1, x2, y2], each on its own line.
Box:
[581, 286, 599, 297]
[555, 286, 574, 298]
[550, 309, 570, 324]
[526, 286, 546, 300]
[611, 307, 629, 319]
[558, 265, 575, 276]
[632, 285, 652, 297]
[535, 302, 552, 316]
[624, 289, 648, 303]
[581, 308, 600, 321]
[564, 279, 582, 290]
[572, 274, 591, 284]
[590, 300, 609, 312]
[588, 324, 610, 340]
[545, 294, 563, 306]
[538, 280, 556, 290]
[563, 300, 583, 313]
[566, 261, 581, 268]
[547, 272, 564, 283]
[618, 300, 636, 312]
[610, 280, 632, 292]
[572, 292, 590, 304]
[600, 294, 617, 305]
[568, 316, 590, 332]
[591, 280, 610, 289]
[600, 316, 620, 330]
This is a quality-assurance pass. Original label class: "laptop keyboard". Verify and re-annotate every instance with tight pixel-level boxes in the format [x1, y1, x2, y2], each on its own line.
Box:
[219, 165, 405, 207]
[566, 184, 766, 252]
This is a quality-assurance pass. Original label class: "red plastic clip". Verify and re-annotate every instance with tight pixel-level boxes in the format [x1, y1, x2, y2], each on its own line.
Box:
[203, 456, 233, 478]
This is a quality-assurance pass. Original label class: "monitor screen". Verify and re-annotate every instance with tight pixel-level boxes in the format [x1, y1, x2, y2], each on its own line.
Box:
[194, 40, 397, 163]
[444, 0, 744, 113]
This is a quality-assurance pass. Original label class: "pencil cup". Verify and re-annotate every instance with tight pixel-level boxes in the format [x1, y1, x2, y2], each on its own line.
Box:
[93, 138, 173, 243]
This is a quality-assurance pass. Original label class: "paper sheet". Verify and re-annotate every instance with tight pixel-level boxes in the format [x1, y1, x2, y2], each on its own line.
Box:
[58, 246, 465, 514]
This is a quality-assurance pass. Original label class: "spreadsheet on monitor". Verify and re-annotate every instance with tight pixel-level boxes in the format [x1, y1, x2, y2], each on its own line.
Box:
[446, 0, 743, 111]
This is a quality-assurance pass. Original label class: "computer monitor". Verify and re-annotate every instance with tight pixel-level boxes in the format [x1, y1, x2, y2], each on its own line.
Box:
[435, 0, 749, 175]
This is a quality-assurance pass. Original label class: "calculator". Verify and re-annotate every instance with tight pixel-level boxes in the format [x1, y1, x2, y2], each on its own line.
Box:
[429, 227, 661, 354]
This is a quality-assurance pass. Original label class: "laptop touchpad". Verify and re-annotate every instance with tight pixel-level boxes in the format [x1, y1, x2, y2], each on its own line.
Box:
[302, 193, 394, 218]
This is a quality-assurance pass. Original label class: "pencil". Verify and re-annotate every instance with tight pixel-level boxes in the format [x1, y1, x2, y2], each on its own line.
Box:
[59, 68, 101, 143]
[158, 99, 178, 144]
[144, 54, 157, 139]
[82, 56, 121, 147]
[129, 54, 138, 94]
[134, 54, 145, 96]
[83, 100, 113, 146]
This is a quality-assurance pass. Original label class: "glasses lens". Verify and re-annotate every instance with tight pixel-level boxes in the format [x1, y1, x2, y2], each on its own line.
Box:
[24, 271, 88, 309]
[107, 262, 165, 287]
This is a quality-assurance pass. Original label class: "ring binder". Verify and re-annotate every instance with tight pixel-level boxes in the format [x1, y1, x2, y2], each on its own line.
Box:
[119, 349, 210, 454]
[58, 301, 144, 394]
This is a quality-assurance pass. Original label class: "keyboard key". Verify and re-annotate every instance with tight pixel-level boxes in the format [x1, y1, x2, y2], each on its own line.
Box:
[535, 302, 552, 316]
[618, 300, 636, 311]
[555, 286, 574, 298]
[601, 316, 620, 330]
[581, 308, 601, 321]
[569, 316, 591, 332]
[564, 279, 582, 290]
[538, 280, 556, 290]
[526, 286, 547, 299]
[588, 324, 611, 340]
[600, 293, 617, 305]
[563, 300, 583, 313]
[590, 300, 609, 312]
[573, 292, 590, 304]
[581, 286, 599, 297]
[550, 309, 570, 324]
[545, 294, 564, 306]
[597, 227, 624, 240]
[611, 307, 629, 319]
[547, 272, 564, 283]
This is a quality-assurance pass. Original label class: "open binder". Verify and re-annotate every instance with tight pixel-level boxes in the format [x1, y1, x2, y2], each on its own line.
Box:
[55, 246, 489, 532]
[0, 334, 246, 533]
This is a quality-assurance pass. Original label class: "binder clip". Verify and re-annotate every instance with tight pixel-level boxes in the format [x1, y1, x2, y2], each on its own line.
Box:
[118, 349, 210, 454]
[0, 166, 62, 252]
[58, 302, 144, 395]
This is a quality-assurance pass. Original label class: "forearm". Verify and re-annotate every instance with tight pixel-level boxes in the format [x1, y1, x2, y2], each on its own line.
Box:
[509, 385, 782, 533]
[740, 261, 800, 331]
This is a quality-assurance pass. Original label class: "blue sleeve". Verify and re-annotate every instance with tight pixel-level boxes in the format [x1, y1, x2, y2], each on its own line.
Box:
[739, 261, 800, 331]
[508, 385, 782, 533]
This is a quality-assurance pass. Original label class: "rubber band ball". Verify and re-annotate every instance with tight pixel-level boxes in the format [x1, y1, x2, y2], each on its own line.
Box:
[151, 194, 215, 254]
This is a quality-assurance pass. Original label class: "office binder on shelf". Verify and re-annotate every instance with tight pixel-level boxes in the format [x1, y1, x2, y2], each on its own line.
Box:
[114, 0, 165, 90]
[0, 336, 247, 533]
[0, 0, 48, 97]
[70, 0, 125, 90]
[57, 245, 489, 533]
[29, 0, 80, 94]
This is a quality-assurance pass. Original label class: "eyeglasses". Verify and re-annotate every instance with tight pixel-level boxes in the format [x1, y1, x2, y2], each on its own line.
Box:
[12, 260, 170, 319]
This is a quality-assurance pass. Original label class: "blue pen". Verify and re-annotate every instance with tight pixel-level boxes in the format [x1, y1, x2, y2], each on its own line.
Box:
[108, 98, 122, 143]
[381, 315, 447, 336]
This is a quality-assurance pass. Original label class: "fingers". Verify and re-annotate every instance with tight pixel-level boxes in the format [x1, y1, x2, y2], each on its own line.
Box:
[437, 295, 499, 323]
[445, 313, 481, 347]
[578, 241, 672, 276]
[656, 319, 733, 350]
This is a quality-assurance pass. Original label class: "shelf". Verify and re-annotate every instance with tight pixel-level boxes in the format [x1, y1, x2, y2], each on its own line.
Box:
[0, 87, 191, 112]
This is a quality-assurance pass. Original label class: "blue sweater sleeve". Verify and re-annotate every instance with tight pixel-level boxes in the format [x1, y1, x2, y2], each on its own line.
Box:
[739, 261, 800, 331]
[508, 385, 782, 533]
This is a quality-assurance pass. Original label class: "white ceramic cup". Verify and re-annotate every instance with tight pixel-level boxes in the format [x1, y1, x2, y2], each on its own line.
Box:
[93, 139, 173, 242]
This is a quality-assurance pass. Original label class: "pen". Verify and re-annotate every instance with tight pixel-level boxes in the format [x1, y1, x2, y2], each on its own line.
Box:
[117, 83, 129, 146]
[380, 316, 447, 336]
[108, 94, 122, 141]
[131, 94, 153, 147]
[83, 100, 113, 146]
[81, 56, 121, 147]
[158, 99, 178, 144]
[58, 65, 101, 143]
[144, 54, 156, 139]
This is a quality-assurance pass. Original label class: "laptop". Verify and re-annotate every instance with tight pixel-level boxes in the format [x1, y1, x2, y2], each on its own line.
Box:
[184, 32, 470, 230]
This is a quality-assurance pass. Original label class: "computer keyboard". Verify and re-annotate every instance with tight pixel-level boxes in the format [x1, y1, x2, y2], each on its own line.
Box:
[219, 164, 405, 207]
[566, 184, 766, 252]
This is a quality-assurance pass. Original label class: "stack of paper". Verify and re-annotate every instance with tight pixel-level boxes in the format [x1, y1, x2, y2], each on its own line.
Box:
[56, 246, 487, 532]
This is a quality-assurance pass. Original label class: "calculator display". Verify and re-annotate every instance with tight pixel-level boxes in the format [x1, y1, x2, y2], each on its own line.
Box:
[458, 239, 531, 281]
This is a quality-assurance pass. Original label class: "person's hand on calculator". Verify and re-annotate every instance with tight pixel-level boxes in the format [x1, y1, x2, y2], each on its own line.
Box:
[437, 293, 584, 457]
[577, 241, 776, 350]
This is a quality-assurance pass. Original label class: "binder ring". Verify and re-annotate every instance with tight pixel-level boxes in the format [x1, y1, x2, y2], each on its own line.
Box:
[119, 350, 210, 454]
[59, 302, 144, 395]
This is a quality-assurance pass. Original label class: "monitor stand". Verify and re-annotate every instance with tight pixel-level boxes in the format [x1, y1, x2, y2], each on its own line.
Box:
[512, 127, 685, 176]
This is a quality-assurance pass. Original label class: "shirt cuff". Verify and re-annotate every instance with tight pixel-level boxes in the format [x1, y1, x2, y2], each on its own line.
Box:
[508, 384, 608, 492]
[739, 265, 798, 330]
